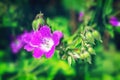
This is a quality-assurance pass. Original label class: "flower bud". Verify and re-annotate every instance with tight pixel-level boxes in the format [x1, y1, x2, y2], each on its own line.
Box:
[83, 51, 90, 58]
[73, 53, 80, 59]
[92, 30, 102, 42]
[81, 47, 86, 51]
[32, 12, 45, 31]
[37, 18, 45, 25]
[32, 18, 45, 31]
[80, 54, 84, 59]
[85, 31, 94, 44]
[80, 51, 90, 59]
[32, 20, 37, 31]
[88, 47, 96, 55]
[85, 43, 91, 47]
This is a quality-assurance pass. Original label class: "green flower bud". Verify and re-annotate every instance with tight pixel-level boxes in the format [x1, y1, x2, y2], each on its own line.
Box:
[85, 31, 95, 44]
[85, 43, 91, 47]
[80, 54, 85, 59]
[32, 20, 38, 31]
[81, 34, 86, 40]
[88, 47, 96, 55]
[32, 18, 45, 31]
[92, 30, 102, 42]
[73, 53, 80, 59]
[83, 51, 90, 58]
[80, 51, 90, 59]
[32, 12, 45, 31]
[37, 18, 44, 25]
[81, 47, 86, 51]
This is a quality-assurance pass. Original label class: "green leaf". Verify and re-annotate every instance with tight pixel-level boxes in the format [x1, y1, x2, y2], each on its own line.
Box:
[103, 0, 113, 16]
[2, 15, 18, 27]
[68, 56, 72, 66]
[0, 50, 5, 58]
[0, 62, 7, 74]
[115, 27, 120, 33]
[105, 24, 114, 38]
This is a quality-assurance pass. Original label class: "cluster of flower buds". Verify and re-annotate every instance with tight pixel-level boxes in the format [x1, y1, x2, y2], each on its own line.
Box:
[80, 26, 102, 63]
[10, 12, 102, 65]
[62, 26, 102, 65]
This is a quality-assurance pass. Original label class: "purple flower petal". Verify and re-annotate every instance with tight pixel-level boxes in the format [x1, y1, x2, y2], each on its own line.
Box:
[30, 31, 42, 46]
[52, 31, 63, 46]
[39, 25, 51, 37]
[109, 16, 120, 26]
[22, 31, 33, 43]
[45, 46, 55, 58]
[110, 16, 118, 21]
[10, 37, 24, 53]
[78, 12, 84, 22]
[24, 44, 34, 51]
[33, 48, 44, 58]
[53, 31, 63, 39]
[10, 42, 20, 53]
[118, 22, 120, 26]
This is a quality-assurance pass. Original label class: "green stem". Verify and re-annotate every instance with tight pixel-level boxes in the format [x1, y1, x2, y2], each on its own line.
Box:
[84, 63, 89, 80]
[8, 73, 20, 80]
[9, 58, 45, 80]
[33, 66, 50, 75]
[28, 58, 45, 72]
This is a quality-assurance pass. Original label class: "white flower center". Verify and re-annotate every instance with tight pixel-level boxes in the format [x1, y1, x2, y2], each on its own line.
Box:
[40, 38, 54, 52]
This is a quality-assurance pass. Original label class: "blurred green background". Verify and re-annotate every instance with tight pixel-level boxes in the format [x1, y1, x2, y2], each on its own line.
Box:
[0, 0, 120, 80]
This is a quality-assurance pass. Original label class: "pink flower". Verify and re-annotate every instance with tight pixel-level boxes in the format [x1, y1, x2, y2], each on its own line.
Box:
[10, 31, 32, 53]
[23, 25, 63, 58]
[109, 16, 120, 26]
[78, 12, 84, 22]
[10, 34, 25, 53]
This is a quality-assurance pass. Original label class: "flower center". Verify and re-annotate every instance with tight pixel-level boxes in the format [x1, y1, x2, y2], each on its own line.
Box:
[40, 37, 54, 52]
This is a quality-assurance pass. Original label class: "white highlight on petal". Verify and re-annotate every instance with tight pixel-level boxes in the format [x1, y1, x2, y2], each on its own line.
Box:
[117, 22, 120, 26]
[29, 42, 39, 48]
[40, 37, 54, 52]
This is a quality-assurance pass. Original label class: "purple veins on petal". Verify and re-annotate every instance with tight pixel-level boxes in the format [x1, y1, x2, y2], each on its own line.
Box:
[33, 48, 44, 58]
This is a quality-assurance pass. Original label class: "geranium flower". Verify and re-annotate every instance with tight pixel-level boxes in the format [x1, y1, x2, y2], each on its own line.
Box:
[23, 25, 63, 58]
[109, 16, 120, 26]
[10, 31, 32, 53]
[10, 35, 24, 53]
